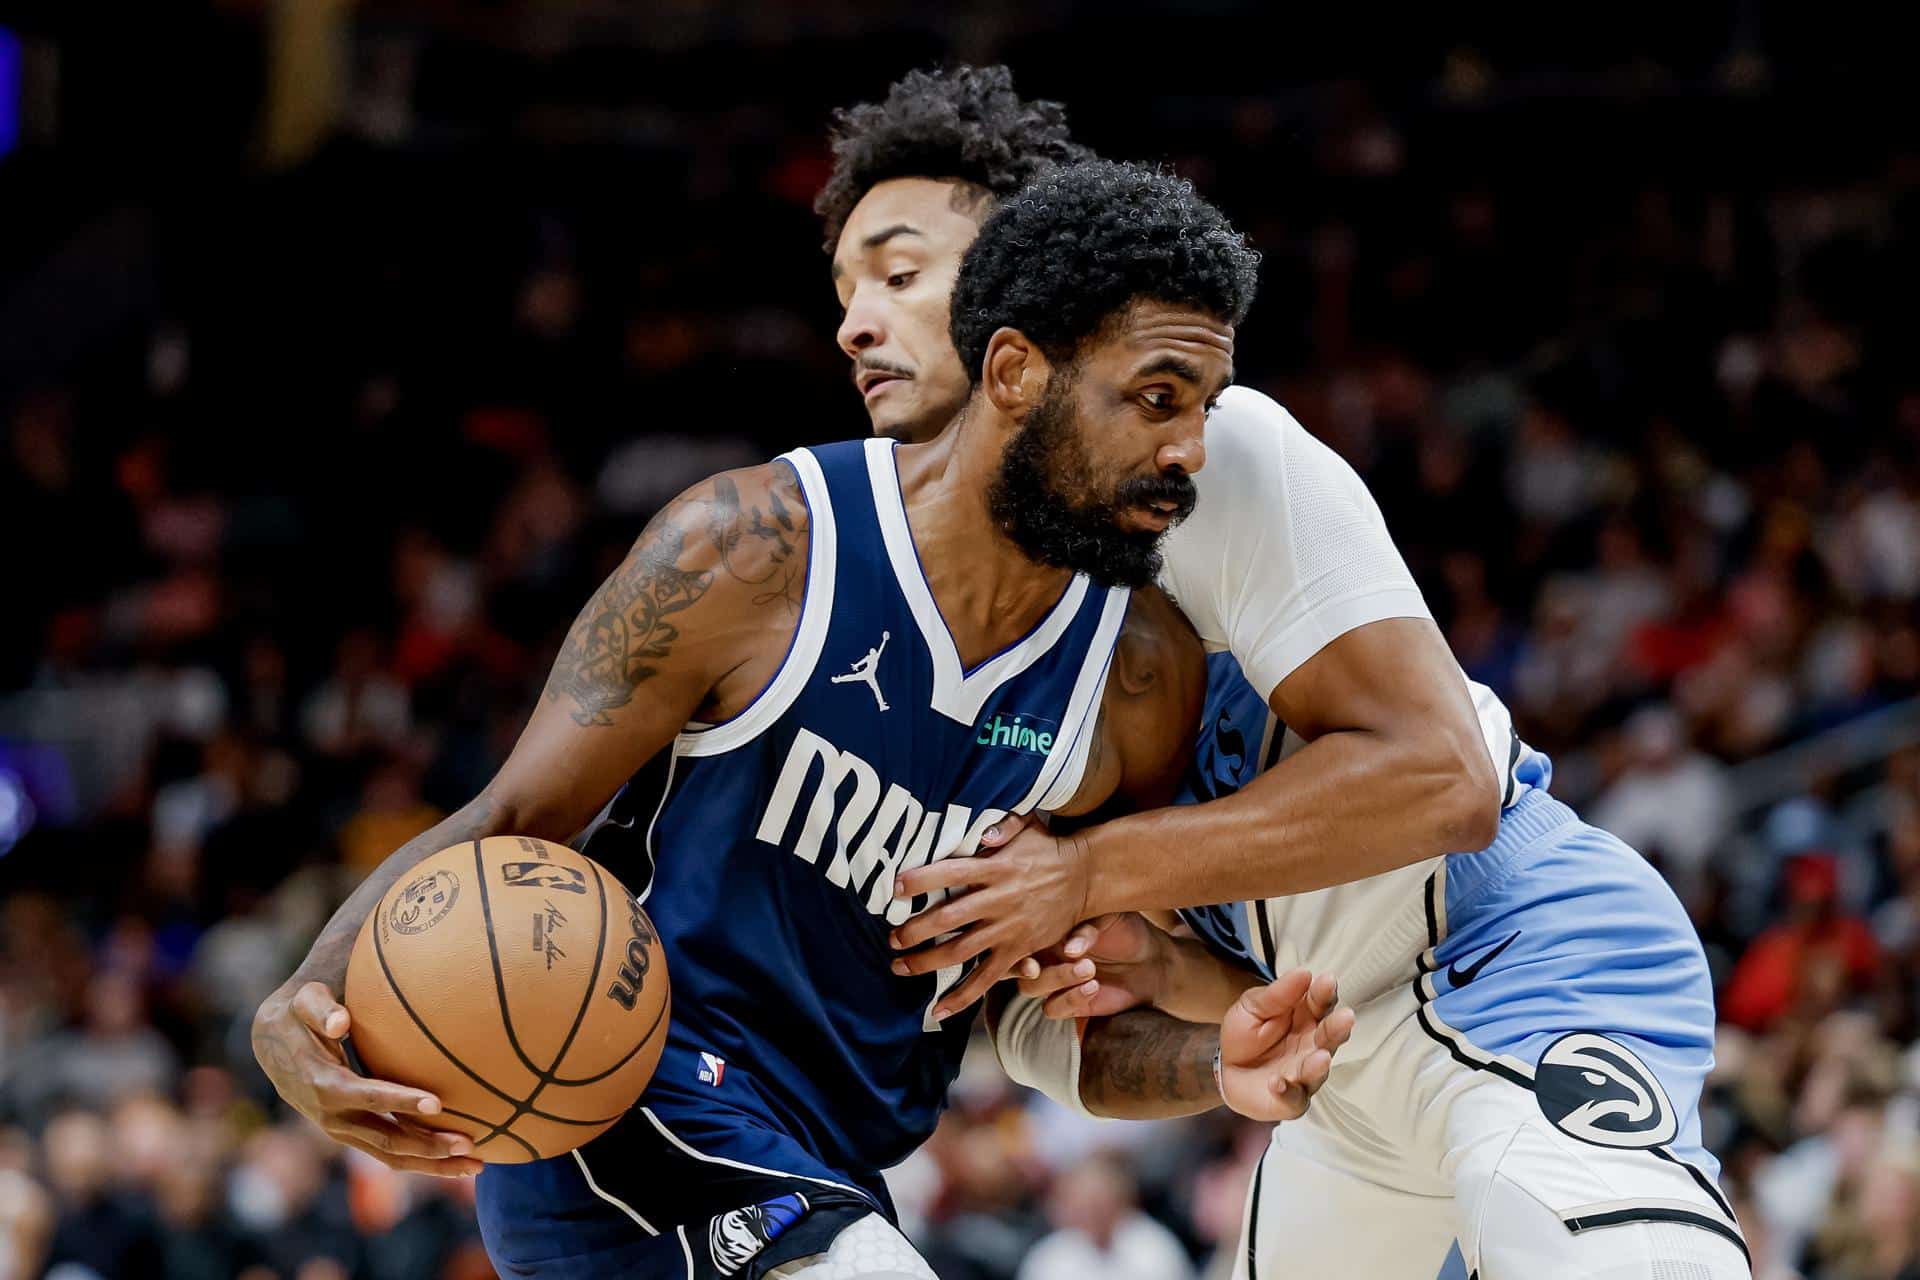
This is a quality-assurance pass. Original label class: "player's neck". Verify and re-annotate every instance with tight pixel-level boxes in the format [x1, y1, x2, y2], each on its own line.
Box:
[892, 423, 1077, 671]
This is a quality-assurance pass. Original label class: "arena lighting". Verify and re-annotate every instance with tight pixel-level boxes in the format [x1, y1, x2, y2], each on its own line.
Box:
[0, 29, 18, 159]
[0, 767, 34, 856]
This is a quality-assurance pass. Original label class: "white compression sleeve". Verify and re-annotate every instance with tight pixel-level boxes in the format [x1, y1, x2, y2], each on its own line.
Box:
[988, 994, 1095, 1117]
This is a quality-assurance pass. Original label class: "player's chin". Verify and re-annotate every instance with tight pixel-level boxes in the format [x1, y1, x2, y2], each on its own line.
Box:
[870, 393, 954, 444]
[869, 402, 923, 443]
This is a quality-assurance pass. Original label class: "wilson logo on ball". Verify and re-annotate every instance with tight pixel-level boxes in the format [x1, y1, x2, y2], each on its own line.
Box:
[388, 869, 459, 935]
[1534, 1032, 1676, 1149]
[605, 899, 659, 1011]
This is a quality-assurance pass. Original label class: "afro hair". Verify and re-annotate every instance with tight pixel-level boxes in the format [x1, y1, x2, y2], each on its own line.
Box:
[949, 160, 1260, 380]
[815, 65, 1093, 251]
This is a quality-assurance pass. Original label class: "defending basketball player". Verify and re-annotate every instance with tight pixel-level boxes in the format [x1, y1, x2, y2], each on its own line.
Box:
[817, 67, 1750, 1280]
[252, 161, 1350, 1278]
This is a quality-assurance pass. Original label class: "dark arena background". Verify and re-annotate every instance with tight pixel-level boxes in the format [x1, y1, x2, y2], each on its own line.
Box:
[2, 4, 1917, 1278]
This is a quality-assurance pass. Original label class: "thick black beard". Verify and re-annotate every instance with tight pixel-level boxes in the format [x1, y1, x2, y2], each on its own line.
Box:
[986, 376, 1198, 588]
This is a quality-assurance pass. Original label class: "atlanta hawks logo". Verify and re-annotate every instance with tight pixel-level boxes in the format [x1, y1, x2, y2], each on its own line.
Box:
[1534, 1032, 1677, 1149]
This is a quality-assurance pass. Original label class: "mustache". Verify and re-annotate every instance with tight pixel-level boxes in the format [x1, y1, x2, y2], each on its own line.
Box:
[1114, 471, 1198, 523]
[852, 356, 915, 383]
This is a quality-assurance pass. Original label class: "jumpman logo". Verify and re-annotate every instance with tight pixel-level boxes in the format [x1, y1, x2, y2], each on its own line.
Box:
[831, 631, 890, 712]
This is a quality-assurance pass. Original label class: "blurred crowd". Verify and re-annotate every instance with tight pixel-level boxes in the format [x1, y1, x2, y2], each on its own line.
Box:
[4, 6, 1920, 1279]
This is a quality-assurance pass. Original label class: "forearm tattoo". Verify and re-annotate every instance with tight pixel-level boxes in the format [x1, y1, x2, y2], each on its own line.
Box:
[1080, 1008, 1221, 1118]
[545, 468, 805, 727]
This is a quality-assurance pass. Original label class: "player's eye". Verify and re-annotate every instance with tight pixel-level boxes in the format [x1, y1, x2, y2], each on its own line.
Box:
[886, 271, 918, 289]
[1141, 390, 1174, 411]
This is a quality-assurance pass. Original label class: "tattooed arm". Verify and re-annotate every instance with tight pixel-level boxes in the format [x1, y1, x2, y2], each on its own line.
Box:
[1083, 972, 1353, 1121]
[988, 969, 1353, 1123]
[252, 462, 808, 1174]
[1079, 1009, 1223, 1119]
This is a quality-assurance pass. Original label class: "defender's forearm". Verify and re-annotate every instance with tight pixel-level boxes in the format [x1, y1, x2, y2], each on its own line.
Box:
[1157, 934, 1264, 1024]
[1078, 1009, 1220, 1120]
[287, 794, 521, 993]
[1084, 727, 1495, 916]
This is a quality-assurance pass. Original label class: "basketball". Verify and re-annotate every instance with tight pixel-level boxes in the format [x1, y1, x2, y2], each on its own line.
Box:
[343, 837, 669, 1163]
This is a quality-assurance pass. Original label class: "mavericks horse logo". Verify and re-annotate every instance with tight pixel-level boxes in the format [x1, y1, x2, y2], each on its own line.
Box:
[707, 1193, 808, 1275]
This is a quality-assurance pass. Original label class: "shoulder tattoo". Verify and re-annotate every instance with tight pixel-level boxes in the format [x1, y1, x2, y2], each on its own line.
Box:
[544, 467, 808, 726]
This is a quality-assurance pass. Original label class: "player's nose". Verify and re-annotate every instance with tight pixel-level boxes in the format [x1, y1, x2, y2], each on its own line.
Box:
[1156, 425, 1206, 476]
[837, 293, 885, 357]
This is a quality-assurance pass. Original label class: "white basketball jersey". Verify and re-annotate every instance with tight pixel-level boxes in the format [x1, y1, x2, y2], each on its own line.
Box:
[1158, 387, 1540, 1007]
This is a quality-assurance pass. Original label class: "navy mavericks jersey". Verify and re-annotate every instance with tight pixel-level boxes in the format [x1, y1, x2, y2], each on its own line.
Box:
[490, 438, 1128, 1224]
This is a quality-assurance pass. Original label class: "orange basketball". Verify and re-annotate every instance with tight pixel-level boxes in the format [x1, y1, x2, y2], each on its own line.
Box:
[344, 836, 669, 1162]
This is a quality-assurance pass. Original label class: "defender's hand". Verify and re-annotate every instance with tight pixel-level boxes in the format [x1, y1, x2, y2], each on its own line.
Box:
[888, 816, 1091, 1020]
[1013, 912, 1167, 1020]
[1218, 970, 1354, 1122]
[251, 980, 484, 1177]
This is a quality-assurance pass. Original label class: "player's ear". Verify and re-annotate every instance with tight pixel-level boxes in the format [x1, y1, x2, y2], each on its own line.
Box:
[981, 328, 1049, 421]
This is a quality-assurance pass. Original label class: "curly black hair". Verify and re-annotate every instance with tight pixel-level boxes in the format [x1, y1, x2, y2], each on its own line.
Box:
[949, 160, 1260, 381]
[814, 65, 1092, 251]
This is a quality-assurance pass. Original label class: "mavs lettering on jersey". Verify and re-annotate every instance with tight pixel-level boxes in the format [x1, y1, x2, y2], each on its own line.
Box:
[486, 438, 1129, 1226]
[754, 727, 1004, 926]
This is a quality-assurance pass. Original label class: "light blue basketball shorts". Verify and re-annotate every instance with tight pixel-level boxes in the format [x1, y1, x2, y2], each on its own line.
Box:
[1235, 789, 1749, 1279]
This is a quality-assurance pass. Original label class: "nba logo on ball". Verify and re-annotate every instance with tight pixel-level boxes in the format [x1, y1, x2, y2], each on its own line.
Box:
[698, 1052, 727, 1086]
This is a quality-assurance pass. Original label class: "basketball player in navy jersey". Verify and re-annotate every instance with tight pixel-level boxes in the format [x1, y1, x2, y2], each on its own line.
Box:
[252, 162, 1351, 1279]
[819, 66, 1748, 1280]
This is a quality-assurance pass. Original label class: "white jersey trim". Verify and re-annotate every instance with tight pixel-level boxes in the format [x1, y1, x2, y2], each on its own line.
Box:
[677, 449, 838, 759]
[639, 1107, 879, 1207]
[674, 1226, 696, 1280]
[1030, 586, 1132, 814]
[571, 1148, 661, 1236]
[864, 437, 1091, 726]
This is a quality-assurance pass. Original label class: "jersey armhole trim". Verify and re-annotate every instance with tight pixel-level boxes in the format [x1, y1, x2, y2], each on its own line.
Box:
[676, 449, 837, 758]
[1030, 586, 1133, 813]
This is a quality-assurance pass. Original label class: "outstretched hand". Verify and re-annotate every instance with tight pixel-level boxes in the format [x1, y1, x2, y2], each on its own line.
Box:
[252, 980, 484, 1177]
[1218, 970, 1354, 1122]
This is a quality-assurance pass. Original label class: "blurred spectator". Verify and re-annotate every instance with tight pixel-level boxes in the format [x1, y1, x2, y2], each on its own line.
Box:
[232, 1125, 363, 1280]
[152, 1141, 267, 1280]
[0, 1167, 55, 1280]
[40, 1108, 164, 1278]
[1591, 705, 1734, 901]
[1852, 1143, 1920, 1280]
[336, 754, 443, 877]
[7, 970, 179, 1125]
[1723, 855, 1882, 1034]
[347, 1156, 491, 1280]
[1017, 1154, 1195, 1280]
[302, 631, 413, 762]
